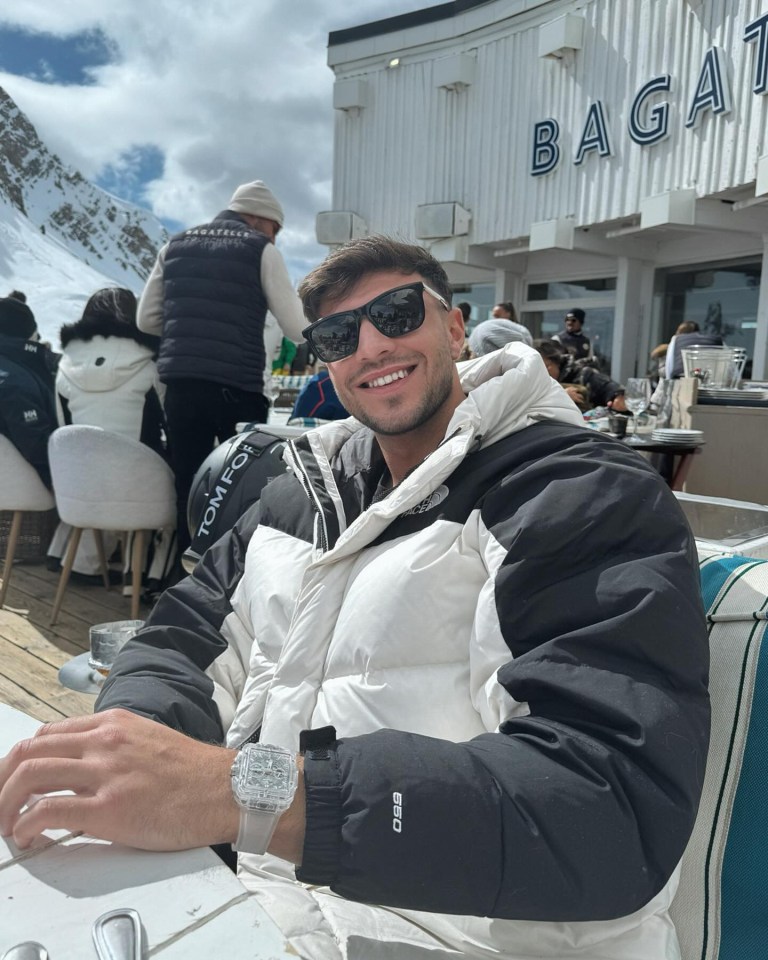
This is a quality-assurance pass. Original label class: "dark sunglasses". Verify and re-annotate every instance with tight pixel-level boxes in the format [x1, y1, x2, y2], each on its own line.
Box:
[302, 281, 450, 363]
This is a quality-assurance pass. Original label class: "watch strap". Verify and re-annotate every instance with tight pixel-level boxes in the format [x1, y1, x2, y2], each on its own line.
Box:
[235, 807, 281, 855]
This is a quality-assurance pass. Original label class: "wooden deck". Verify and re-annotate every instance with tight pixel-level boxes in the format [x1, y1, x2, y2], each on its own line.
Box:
[0, 560, 150, 724]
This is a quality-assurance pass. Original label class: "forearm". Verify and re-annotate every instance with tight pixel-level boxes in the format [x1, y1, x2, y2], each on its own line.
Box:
[137, 246, 167, 336]
[261, 244, 305, 341]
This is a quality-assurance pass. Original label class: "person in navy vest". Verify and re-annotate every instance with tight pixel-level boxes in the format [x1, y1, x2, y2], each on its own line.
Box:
[137, 180, 305, 553]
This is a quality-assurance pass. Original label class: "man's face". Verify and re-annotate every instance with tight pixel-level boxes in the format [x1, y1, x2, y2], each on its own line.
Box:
[564, 314, 583, 333]
[321, 270, 465, 438]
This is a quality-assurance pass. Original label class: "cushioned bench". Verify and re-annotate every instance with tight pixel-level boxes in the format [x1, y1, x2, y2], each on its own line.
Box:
[671, 548, 768, 959]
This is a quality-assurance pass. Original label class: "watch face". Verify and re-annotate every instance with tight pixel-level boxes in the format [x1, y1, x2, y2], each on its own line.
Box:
[234, 744, 297, 812]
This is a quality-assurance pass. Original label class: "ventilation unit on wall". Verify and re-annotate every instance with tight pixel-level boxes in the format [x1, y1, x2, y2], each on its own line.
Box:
[538, 14, 584, 60]
[415, 202, 471, 240]
[316, 211, 368, 245]
[434, 53, 475, 91]
[333, 79, 368, 112]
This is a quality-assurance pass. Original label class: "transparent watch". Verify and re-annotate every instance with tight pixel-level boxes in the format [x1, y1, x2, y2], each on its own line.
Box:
[230, 742, 299, 854]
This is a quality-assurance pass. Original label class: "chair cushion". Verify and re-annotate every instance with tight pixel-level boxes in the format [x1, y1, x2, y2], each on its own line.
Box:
[671, 551, 768, 959]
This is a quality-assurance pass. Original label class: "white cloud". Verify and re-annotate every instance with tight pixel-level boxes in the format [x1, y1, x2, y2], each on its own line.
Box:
[0, 0, 430, 279]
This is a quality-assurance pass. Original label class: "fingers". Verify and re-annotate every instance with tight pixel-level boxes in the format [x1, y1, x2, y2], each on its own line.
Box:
[0, 756, 98, 839]
[13, 792, 102, 849]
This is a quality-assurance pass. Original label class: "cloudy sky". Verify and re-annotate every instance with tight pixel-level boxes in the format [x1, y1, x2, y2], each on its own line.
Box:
[0, 1, 431, 282]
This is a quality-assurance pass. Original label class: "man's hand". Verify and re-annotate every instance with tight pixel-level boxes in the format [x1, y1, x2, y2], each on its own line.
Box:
[0, 709, 239, 851]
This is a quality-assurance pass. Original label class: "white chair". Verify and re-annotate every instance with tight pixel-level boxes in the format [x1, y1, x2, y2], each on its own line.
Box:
[0, 435, 56, 608]
[48, 425, 176, 623]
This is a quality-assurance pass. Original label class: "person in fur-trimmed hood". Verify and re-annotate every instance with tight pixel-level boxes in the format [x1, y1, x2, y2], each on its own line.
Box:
[55, 287, 166, 454]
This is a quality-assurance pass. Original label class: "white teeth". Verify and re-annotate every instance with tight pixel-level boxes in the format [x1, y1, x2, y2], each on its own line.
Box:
[366, 369, 409, 388]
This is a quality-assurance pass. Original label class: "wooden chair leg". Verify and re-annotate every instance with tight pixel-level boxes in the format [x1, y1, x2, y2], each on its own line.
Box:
[0, 510, 23, 608]
[50, 526, 83, 625]
[93, 529, 110, 590]
[131, 529, 146, 621]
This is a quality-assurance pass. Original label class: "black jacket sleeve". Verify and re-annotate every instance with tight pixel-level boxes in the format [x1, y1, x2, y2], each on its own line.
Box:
[299, 434, 710, 922]
[95, 502, 262, 742]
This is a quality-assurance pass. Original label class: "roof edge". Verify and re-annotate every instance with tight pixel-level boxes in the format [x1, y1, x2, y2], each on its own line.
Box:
[328, 0, 495, 47]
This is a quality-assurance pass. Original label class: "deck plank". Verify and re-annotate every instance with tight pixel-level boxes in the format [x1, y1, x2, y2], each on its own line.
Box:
[0, 560, 147, 723]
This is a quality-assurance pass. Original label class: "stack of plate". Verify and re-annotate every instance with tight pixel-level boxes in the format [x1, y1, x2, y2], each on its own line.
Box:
[698, 386, 768, 400]
[650, 428, 704, 446]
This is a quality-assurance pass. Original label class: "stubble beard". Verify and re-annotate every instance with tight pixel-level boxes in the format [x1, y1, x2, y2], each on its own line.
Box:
[342, 352, 456, 438]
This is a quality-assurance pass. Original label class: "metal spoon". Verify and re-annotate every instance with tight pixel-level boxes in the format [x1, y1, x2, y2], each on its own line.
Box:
[92, 909, 144, 960]
[1, 945, 49, 960]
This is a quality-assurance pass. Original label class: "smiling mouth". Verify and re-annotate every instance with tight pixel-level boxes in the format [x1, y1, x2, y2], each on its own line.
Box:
[361, 366, 415, 389]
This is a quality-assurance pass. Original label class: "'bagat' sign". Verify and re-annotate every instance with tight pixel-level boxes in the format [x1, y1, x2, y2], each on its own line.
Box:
[531, 13, 768, 176]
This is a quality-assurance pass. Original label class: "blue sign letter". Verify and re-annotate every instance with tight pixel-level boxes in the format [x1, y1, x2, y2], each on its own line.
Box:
[629, 75, 672, 145]
[531, 119, 561, 176]
[745, 13, 768, 95]
[686, 47, 732, 128]
[575, 101, 613, 165]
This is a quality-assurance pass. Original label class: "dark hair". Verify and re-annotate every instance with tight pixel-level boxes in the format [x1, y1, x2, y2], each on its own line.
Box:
[298, 235, 452, 323]
[676, 320, 699, 334]
[566, 308, 585, 324]
[534, 338, 568, 370]
[494, 301, 517, 321]
[8, 290, 27, 303]
[82, 287, 137, 326]
[456, 301, 472, 323]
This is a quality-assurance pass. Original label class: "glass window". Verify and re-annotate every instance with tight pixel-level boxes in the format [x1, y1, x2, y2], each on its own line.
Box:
[522, 307, 615, 372]
[657, 259, 761, 373]
[527, 278, 616, 301]
[450, 282, 495, 334]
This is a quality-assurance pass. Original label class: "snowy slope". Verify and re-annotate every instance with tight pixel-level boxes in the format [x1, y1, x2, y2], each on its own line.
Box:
[0, 86, 167, 348]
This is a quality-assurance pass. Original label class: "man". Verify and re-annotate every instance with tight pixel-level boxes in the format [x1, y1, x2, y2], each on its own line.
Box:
[137, 179, 305, 551]
[552, 307, 593, 362]
[0, 238, 709, 960]
[0, 296, 57, 488]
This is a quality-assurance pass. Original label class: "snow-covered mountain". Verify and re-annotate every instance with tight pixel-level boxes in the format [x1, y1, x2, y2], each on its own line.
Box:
[0, 86, 167, 347]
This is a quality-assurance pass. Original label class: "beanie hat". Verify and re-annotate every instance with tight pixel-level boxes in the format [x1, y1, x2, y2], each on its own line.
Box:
[468, 319, 533, 356]
[228, 180, 284, 226]
[566, 308, 585, 323]
[0, 296, 37, 339]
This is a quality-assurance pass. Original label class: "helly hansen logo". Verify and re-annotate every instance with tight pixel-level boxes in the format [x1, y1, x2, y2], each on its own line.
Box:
[402, 484, 449, 517]
[23, 409, 38, 423]
[392, 792, 403, 833]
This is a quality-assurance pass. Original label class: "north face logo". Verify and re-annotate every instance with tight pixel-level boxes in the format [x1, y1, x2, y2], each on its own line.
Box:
[23, 409, 38, 423]
[402, 484, 449, 516]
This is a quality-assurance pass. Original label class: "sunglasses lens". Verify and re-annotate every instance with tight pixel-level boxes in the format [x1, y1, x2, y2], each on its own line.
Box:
[309, 313, 359, 362]
[369, 286, 424, 337]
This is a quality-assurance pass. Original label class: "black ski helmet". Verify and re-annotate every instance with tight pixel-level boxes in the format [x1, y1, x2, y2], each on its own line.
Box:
[184, 425, 306, 569]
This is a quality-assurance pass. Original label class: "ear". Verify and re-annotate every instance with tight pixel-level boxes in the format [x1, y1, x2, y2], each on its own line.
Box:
[447, 307, 466, 360]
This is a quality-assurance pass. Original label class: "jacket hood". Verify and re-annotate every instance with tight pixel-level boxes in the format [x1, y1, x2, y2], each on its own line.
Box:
[300, 343, 583, 464]
[57, 333, 157, 394]
[285, 343, 585, 560]
[59, 314, 159, 353]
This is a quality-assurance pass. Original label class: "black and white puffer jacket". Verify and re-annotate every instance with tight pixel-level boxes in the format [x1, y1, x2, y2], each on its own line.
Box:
[97, 344, 710, 959]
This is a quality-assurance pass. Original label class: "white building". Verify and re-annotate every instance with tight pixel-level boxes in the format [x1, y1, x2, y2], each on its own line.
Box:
[318, 0, 768, 381]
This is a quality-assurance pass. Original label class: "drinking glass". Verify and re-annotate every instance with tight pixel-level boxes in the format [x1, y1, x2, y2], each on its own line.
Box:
[624, 378, 652, 443]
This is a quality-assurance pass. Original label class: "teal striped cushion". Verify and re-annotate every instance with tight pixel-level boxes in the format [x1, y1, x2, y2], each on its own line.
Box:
[671, 551, 768, 959]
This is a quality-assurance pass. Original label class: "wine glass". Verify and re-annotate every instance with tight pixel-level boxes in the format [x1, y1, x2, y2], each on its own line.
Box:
[624, 378, 652, 443]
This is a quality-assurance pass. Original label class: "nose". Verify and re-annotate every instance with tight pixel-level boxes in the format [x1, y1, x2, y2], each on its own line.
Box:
[354, 317, 398, 361]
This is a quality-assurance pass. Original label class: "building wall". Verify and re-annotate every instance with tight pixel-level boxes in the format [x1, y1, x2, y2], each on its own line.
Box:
[329, 0, 768, 242]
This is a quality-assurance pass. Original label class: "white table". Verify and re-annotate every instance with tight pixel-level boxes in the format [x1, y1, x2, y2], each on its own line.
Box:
[0, 703, 295, 958]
